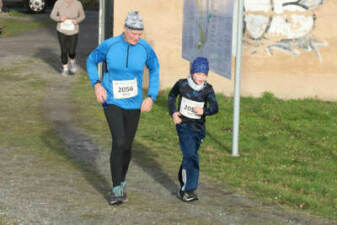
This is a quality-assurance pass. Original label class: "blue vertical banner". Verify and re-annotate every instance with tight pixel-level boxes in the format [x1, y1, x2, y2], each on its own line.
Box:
[182, 0, 234, 79]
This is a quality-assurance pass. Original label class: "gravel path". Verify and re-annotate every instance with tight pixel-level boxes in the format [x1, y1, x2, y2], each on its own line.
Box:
[0, 11, 335, 225]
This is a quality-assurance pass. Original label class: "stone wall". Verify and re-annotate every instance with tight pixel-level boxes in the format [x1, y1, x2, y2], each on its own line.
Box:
[114, 0, 337, 101]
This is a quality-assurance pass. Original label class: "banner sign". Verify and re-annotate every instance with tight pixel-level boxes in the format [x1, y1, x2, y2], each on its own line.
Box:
[182, 0, 234, 79]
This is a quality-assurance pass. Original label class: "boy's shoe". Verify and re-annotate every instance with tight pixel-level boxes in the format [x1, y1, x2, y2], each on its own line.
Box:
[61, 69, 69, 77]
[69, 63, 77, 73]
[109, 185, 124, 205]
[177, 189, 199, 202]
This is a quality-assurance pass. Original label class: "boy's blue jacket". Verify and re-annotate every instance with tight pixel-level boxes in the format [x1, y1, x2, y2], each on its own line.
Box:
[86, 34, 160, 109]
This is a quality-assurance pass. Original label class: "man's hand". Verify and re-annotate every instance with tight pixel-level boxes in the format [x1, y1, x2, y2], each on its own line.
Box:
[193, 106, 203, 115]
[141, 97, 153, 112]
[60, 16, 67, 22]
[72, 20, 78, 25]
[172, 112, 182, 124]
[94, 83, 107, 104]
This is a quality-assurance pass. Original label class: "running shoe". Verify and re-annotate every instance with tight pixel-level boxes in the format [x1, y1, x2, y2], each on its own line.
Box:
[121, 181, 128, 202]
[177, 189, 199, 202]
[61, 69, 69, 77]
[69, 63, 77, 73]
[109, 185, 124, 205]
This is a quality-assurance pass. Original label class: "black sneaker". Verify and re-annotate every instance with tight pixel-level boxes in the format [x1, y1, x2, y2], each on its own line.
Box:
[177, 189, 184, 199]
[177, 189, 199, 202]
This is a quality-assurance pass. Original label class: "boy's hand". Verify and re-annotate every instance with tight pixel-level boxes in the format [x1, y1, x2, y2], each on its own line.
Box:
[141, 97, 153, 112]
[60, 16, 67, 22]
[172, 112, 182, 124]
[193, 106, 203, 115]
[72, 20, 78, 25]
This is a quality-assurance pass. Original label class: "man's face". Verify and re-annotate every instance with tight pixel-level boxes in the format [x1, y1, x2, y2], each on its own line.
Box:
[124, 28, 143, 45]
[192, 72, 207, 85]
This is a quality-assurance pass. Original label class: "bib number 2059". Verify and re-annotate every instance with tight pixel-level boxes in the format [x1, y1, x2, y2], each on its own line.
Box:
[113, 78, 138, 99]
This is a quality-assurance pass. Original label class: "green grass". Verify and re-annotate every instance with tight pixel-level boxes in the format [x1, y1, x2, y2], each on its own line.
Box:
[0, 215, 16, 225]
[81, 0, 99, 10]
[0, 65, 47, 147]
[0, 61, 115, 222]
[6, 10, 29, 18]
[72, 75, 337, 220]
[0, 63, 54, 223]
[0, 16, 51, 38]
[0, 61, 81, 165]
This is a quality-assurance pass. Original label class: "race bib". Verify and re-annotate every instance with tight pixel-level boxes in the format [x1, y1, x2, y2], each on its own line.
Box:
[60, 20, 75, 31]
[113, 78, 138, 99]
[179, 97, 205, 119]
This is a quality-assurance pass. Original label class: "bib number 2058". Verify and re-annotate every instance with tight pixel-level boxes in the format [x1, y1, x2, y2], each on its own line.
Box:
[180, 97, 204, 119]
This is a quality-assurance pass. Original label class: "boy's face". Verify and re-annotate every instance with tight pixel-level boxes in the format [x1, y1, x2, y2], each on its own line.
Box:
[192, 72, 207, 85]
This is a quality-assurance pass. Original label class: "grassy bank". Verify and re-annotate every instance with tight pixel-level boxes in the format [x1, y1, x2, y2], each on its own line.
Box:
[0, 11, 51, 38]
[72, 74, 337, 220]
[0, 60, 78, 224]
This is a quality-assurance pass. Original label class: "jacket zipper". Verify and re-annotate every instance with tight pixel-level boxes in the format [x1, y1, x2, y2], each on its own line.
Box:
[126, 45, 130, 68]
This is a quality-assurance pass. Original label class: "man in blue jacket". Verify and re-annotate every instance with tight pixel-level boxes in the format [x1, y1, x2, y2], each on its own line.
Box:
[86, 11, 160, 205]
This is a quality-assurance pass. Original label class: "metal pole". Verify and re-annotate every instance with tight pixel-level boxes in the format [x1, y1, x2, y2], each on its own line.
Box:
[98, 0, 105, 78]
[232, 0, 244, 157]
[98, 0, 105, 44]
[98, 0, 114, 77]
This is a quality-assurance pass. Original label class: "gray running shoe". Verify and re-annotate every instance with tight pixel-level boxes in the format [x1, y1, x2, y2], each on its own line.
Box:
[61, 69, 69, 77]
[69, 63, 77, 73]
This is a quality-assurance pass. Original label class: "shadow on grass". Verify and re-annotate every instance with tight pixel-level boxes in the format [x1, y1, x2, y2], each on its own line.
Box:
[34, 45, 91, 75]
[34, 47, 61, 73]
[132, 141, 178, 195]
[41, 125, 111, 202]
[206, 131, 232, 154]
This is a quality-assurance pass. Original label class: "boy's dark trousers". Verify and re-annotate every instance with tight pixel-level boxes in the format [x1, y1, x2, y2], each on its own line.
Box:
[176, 123, 205, 192]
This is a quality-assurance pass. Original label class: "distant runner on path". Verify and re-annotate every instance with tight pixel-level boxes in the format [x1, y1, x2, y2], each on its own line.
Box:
[50, 0, 85, 76]
[86, 11, 160, 205]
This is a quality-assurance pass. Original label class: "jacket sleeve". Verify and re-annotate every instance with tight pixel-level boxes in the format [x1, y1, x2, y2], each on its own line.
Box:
[86, 39, 111, 87]
[204, 86, 219, 116]
[168, 81, 180, 116]
[145, 45, 160, 101]
[76, 2, 85, 24]
[50, 1, 60, 22]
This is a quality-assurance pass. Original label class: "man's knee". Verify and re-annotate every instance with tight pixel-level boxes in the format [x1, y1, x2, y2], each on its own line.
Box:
[113, 139, 128, 151]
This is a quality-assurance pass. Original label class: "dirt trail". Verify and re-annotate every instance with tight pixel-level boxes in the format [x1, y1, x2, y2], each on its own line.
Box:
[0, 12, 335, 225]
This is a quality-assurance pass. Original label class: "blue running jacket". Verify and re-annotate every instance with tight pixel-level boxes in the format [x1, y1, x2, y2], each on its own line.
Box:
[86, 34, 160, 109]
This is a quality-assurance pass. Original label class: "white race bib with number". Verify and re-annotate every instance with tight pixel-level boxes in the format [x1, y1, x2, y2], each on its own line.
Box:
[113, 78, 138, 99]
[179, 97, 205, 119]
[60, 20, 75, 31]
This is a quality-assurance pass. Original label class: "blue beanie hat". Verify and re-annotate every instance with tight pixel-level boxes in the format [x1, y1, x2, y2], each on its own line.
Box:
[190, 57, 209, 75]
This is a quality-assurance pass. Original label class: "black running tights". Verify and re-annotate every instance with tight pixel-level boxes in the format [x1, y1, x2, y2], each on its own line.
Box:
[104, 104, 140, 187]
[57, 31, 78, 65]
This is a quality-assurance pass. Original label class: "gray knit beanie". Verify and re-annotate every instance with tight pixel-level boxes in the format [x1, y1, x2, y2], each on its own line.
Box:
[124, 11, 144, 30]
